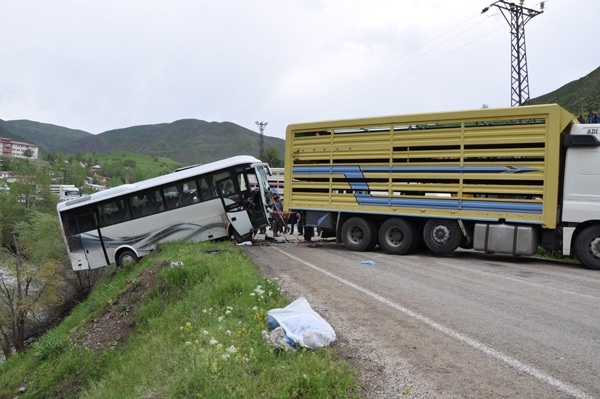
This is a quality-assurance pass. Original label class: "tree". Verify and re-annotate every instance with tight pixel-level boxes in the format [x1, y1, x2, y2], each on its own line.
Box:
[0, 213, 67, 358]
[123, 159, 137, 169]
[263, 147, 284, 168]
[23, 149, 34, 159]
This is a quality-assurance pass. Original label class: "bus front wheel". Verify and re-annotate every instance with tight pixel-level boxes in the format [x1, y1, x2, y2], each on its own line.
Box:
[117, 249, 138, 268]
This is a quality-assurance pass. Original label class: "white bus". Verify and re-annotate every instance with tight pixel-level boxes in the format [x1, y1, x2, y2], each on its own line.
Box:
[57, 156, 273, 271]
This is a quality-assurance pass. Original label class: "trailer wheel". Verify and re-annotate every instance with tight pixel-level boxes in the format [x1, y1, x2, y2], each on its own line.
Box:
[575, 225, 600, 270]
[342, 217, 377, 252]
[423, 219, 462, 254]
[117, 249, 138, 268]
[378, 218, 417, 255]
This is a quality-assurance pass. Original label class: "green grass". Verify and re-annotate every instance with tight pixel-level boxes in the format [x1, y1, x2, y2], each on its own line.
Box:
[92, 150, 182, 175]
[0, 241, 360, 398]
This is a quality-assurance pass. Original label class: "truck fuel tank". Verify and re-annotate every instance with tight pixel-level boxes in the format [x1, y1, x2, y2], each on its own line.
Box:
[473, 223, 539, 256]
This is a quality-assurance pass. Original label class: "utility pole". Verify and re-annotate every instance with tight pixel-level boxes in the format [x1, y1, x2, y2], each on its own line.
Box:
[482, 1, 544, 106]
[255, 121, 268, 159]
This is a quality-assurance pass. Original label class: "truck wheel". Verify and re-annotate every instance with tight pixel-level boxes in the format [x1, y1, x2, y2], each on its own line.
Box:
[575, 225, 600, 270]
[378, 218, 416, 255]
[423, 219, 462, 254]
[342, 217, 376, 252]
[117, 249, 138, 268]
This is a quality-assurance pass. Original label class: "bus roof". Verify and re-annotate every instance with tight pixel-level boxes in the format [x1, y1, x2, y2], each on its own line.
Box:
[57, 155, 262, 212]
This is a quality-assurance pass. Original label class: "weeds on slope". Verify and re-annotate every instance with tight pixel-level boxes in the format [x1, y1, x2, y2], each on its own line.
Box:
[0, 241, 360, 398]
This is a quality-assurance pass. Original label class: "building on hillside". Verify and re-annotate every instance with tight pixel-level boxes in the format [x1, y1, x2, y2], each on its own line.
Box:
[0, 171, 13, 180]
[0, 137, 39, 159]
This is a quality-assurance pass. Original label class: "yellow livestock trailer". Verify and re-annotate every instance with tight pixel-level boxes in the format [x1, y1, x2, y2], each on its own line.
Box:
[284, 104, 600, 270]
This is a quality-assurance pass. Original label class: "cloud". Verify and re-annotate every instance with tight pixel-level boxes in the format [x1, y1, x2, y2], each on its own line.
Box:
[0, 0, 597, 141]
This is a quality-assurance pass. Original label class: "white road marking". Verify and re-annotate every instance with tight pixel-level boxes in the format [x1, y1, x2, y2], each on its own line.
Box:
[273, 247, 593, 399]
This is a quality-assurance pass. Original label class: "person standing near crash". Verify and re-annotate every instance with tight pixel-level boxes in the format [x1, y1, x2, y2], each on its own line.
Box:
[273, 196, 284, 237]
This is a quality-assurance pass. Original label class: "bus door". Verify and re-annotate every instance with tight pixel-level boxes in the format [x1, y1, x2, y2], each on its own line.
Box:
[75, 209, 110, 269]
[216, 176, 253, 241]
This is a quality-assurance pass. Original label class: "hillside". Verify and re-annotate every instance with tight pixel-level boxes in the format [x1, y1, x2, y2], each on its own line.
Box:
[4, 120, 92, 152]
[530, 66, 600, 114]
[56, 119, 286, 165]
[0, 119, 35, 145]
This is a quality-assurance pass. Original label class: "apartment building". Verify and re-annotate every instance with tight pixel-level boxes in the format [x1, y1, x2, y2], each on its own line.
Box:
[1, 137, 39, 159]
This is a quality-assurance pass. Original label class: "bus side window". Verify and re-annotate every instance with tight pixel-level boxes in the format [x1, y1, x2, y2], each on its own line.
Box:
[129, 194, 145, 219]
[163, 184, 181, 210]
[199, 176, 217, 201]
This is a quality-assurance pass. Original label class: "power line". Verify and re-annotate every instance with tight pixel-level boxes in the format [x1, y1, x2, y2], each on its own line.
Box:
[293, 24, 506, 121]
[270, 12, 499, 123]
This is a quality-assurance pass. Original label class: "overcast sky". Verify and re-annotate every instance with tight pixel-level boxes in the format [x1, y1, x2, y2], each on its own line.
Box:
[1, 0, 597, 141]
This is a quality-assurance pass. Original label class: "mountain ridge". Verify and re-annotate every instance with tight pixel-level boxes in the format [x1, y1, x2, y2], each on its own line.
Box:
[1, 65, 598, 165]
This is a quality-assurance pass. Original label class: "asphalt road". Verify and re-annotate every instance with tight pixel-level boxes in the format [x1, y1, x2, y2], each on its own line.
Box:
[244, 235, 600, 398]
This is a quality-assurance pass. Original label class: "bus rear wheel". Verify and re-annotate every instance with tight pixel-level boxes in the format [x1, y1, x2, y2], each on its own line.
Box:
[423, 219, 462, 254]
[117, 249, 138, 268]
[575, 225, 600, 270]
[378, 218, 417, 255]
[342, 217, 377, 252]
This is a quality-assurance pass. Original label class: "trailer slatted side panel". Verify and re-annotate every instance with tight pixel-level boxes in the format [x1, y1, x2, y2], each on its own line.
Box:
[284, 104, 574, 228]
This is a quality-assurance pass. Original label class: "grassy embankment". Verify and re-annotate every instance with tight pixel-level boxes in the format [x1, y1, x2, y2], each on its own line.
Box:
[0, 241, 359, 398]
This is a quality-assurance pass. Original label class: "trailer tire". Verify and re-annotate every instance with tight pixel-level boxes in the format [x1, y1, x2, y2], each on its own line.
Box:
[378, 218, 417, 255]
[342, 217, 377, 252]
[117, 249, 138, 268]
[575, 225, 600, 270]
[423, 219, 462, 254]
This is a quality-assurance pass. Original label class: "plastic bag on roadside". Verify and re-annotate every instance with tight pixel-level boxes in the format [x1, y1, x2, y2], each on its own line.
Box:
[267, 297, 336, 349]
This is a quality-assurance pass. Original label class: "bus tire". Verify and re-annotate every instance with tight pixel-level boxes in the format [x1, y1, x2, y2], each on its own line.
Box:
[575, 225, 600, 270]
[342, 217, 376, 252]
[231, 228, 246, 243]
[423, 219, 462, 254]
[117, 249, 138, 268]
[378, 218, 416, 255]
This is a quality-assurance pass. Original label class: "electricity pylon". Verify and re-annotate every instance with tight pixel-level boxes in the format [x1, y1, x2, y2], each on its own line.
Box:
[483, 1, 544, 106]
[255, 121, 268, 159]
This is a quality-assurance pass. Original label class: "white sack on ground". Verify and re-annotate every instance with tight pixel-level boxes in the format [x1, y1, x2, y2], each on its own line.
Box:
[267, 297, 336, 348]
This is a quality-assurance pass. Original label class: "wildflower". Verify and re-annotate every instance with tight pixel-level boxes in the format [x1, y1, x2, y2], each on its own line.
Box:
[226, 330, 232, 336]
[252, 306, 257, 311]
[216, 343, 223, 351]
[221, 354, 230, 360]
[227, 306, 233, 311]
[185, 341, 191, 345]
[186, 322, 192, 327]
[203, 330, 209, 335]
[225, 310, 231, 315]
[210, 338, 218, 345]
[203, 309, 207, 313]
[250, 292, 255, 296]
[226, 345, 237, 354]
[218, 316, 224, 322]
